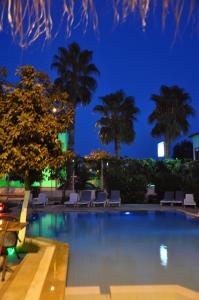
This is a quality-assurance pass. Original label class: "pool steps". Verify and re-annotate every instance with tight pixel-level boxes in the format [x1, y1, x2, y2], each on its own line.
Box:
[65, 285, 199, 300]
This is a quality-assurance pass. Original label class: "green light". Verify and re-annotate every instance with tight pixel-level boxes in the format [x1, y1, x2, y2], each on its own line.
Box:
[7, 247, 15, 256]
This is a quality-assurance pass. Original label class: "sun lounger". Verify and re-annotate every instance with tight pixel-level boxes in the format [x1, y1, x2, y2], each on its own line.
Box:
[173, 191, 184, 205]
[32, 193, 48, 207]
[92, 192, 107, 207]
[160, 191, 174, 206]
[78, 191, 92, 207]
[184, 194, 196, 208]
[108, 190, 121, 206]
[64, 193, 78, 207]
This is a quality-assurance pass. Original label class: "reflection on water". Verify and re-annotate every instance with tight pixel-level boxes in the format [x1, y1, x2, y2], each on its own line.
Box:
[27, 211, 199, 293]
[160, 244, 168, 268]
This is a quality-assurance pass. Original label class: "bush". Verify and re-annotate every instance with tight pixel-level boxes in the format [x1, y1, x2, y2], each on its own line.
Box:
[104, 158, 199, 205]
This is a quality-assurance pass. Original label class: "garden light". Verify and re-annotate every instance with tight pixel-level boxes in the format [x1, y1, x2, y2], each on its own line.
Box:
[7, 247, 15, 256]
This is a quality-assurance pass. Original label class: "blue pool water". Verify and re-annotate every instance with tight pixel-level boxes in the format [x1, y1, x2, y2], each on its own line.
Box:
[27, 211, 199, 292]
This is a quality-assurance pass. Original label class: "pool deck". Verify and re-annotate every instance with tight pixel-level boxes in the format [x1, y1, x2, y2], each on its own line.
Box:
[0, 237, 69, 300]
[2, 203, 199, 300]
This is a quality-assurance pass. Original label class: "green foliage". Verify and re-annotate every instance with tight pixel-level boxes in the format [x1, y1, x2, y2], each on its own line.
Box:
[0, 65, 73, 189]
[16, 241, 39, 253]
[104, 158, 199, 204]
[75, 164, 92, 190]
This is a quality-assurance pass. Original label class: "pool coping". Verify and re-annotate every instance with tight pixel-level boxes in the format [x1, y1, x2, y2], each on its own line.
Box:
[23, 204, 199, 221]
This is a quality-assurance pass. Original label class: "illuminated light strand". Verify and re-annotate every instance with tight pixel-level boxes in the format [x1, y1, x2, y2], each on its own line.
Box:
[0, 0, 197, 47]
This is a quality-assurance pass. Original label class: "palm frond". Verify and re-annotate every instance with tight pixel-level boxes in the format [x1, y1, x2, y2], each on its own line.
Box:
[1, 0, 198, 47]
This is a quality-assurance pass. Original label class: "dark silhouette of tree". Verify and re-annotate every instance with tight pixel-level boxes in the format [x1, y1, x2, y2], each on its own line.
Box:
[94, 90, 139, 158]
[173, 140, 193, 160]
[51, 42, 99, 187]
[148, 85, 195, 158]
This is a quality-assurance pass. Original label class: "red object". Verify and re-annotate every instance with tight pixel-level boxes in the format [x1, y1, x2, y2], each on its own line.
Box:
[0, 202, 5, 212]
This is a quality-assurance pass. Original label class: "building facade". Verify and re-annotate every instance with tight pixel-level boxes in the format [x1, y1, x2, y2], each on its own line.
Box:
[190, 132, 199, 160]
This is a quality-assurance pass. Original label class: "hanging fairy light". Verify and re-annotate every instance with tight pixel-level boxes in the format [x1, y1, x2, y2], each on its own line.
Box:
[0, 0, 197, 47]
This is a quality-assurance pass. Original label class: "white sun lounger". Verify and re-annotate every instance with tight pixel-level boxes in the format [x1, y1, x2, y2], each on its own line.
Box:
[64, 193, 79, 207]
[32, 192, 48, 206]
[184, 194, 196, 208]
[64, 193, 78, 207]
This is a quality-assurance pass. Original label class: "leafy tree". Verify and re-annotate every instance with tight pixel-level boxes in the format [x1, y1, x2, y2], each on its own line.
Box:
[148, 85, 195, 158]
[0, 66, 8, 93]
[94, 90, 139, 158]
[0, 65, 73, 243]
[173, 140, 193, 160]
[84, 150, 111, 190]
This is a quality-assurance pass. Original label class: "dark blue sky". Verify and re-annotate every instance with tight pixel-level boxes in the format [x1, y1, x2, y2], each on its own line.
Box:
[0, 3, 198, 158]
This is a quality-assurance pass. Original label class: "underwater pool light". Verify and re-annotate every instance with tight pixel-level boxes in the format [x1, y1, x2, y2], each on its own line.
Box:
[124, 212, 131, 215]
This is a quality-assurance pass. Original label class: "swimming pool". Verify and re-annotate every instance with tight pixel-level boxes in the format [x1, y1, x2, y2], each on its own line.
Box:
[27, 211, 199, 293]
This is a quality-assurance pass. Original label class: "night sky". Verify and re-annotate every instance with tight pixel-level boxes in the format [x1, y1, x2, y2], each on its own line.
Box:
[0, 2, 198, 159]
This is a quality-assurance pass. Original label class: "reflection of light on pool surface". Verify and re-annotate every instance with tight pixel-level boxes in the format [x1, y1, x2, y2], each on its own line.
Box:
[160, 244, 168, 268]
[27, 211, 199, 293]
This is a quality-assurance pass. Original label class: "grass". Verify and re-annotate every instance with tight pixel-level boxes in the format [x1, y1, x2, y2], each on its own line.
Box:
[16, 241, 39, 253]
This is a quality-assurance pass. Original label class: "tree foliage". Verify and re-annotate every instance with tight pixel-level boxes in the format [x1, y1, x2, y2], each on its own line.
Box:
[94, 90, 139, 158]
[0, 65, 73, 189]
[173, 140, 193, 160]
[51, 42, 99, 151]
[149, 85, 195, 158]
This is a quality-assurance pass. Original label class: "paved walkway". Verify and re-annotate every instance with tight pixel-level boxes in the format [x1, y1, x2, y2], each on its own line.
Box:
[0, 238, 69, 300]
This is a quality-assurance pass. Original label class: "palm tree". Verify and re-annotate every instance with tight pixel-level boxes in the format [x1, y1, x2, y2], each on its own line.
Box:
[94, 90, 139, 158]
[51, 43, 99, 188]
[51, 42, 99, 153]
[148, 85, 195, 159]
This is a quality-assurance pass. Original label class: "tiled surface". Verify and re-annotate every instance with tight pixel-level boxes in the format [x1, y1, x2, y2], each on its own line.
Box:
[110, 285, 199, 300]
[64, 285, 199, 300]
[0, 238, 69, 300]
[66, 286, 100, 295]
[65, 295, 110, 300]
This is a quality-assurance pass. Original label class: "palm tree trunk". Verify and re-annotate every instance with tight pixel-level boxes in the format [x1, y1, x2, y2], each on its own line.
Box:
[68, 109, 75, 152]
[100, 159, 104, 190]
[165, 136, 170, 159]
[114, 138, 121, 159]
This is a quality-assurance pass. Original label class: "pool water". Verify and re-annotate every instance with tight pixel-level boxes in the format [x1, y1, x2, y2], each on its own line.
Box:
[27, 211, 199, 292]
